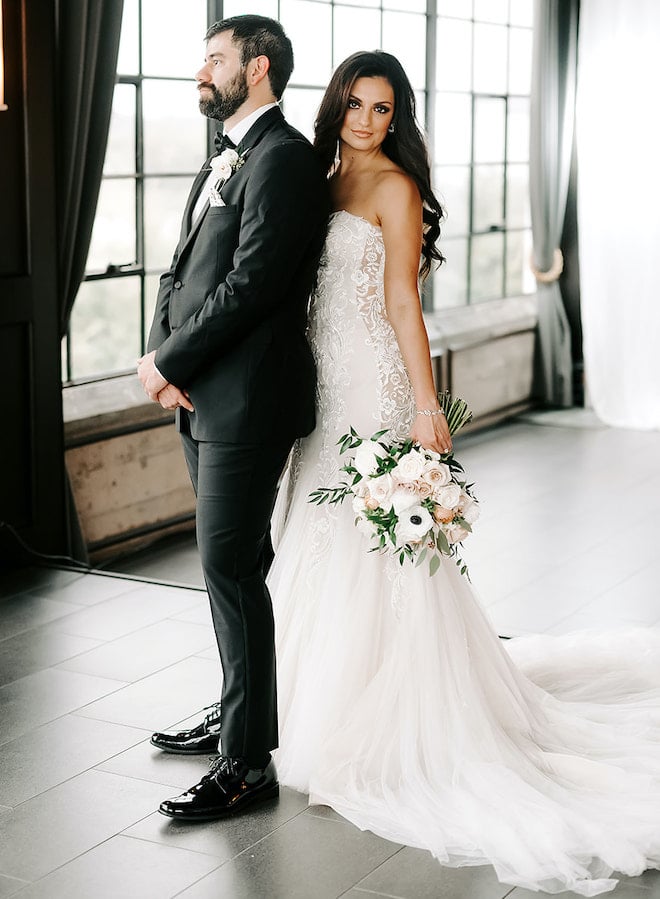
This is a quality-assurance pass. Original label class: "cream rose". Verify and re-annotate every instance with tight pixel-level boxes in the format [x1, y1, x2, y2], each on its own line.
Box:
[458, 493, 480, 524]
[391, 485, 420, 514]
[414, 479, 434, 499]
[433, 504, 455, 524]
[352, 495, 367, 515]
[353, 440, 387, 477]
[392, 449, 426, 483]
[444, 521, 469, 544]
[435, 483, 461, 509]
[422, 462, 452, 488]
[368, 473, 394, 506]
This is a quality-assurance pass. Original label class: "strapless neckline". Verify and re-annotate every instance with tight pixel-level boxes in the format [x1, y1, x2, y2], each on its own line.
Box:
[329, 210, 382, 232]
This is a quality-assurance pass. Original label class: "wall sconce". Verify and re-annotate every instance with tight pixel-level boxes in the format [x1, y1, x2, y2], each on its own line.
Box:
[0, 2, 7, 111]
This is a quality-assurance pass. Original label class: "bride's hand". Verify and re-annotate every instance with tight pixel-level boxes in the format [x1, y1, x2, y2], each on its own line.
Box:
[409, 412, 453, 456]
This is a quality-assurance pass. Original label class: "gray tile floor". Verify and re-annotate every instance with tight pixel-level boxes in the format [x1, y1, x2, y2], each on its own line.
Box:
[1, 412, 660, 898]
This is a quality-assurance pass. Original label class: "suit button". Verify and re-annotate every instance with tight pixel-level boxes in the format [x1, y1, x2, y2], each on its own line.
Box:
[174, 280, 182, 289]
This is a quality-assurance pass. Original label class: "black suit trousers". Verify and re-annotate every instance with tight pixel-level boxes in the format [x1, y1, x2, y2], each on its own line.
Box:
[180, 426, 292, 763]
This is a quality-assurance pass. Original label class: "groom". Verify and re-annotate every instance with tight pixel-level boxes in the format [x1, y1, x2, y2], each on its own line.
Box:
[137, 15, 328, 820]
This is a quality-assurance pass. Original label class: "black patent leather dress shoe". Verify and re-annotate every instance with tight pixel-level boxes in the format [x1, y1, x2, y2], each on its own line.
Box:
[150, 703, 222, 754]
[158, 756, 279, 821]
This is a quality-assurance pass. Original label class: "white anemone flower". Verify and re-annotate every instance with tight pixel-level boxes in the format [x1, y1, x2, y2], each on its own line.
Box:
[396, 504, 433, 545]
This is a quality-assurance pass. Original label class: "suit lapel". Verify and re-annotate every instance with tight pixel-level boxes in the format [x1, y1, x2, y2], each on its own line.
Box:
[178, 156, 214, 246]
[176, 107, 286, 260]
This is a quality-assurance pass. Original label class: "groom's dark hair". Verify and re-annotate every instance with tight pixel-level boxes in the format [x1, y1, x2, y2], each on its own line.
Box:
[205, 15, 294, 100]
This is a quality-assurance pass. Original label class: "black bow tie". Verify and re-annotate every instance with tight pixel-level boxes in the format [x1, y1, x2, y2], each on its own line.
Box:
[214, 131, 236, 153]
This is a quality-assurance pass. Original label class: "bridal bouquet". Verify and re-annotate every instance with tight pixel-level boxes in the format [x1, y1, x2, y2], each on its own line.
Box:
[309, 394, 479, 577]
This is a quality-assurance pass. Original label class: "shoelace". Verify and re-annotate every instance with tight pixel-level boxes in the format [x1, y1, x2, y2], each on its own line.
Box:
[202, 755, 238, 783]
[202, 702, 222, 726]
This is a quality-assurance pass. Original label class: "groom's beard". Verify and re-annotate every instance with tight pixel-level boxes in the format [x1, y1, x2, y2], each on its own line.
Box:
[198, 70, 249, 121]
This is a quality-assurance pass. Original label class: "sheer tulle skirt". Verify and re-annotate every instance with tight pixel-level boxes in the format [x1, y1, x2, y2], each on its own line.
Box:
[269, 429, 660, 896]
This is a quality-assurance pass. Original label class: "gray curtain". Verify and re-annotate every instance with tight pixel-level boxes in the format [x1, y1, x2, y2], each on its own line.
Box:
[55, 0, 124, 333]
[529, 0, 578, 406]
[54, 0, 124, 561]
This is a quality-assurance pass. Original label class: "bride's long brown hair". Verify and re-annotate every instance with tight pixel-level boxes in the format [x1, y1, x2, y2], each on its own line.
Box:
[314, 51, 445, 281]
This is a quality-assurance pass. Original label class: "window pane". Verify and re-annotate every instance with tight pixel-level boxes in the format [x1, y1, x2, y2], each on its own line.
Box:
[104, 84, 136, 176]
[472, 164, 504, 232]
[434, 238, 468, 308]
[474, 96, 505, 163]
[141, 0, 207, 78]
[437, 17, 472, 92]
[435, 93, 471, 164]
[116, 0, 139, 75]
[143, 80, 206, 174]
[509, 0, 534, 28]
[281, 1, 332, 86]
[438, 0, 473, 18]
[86, 179, 136, 272]
[223, 0, 279, 15]
[70, 278, 141, 379]
[382, 12, 426, 90]
[509, 27, 533, 95]
[144, 273, 163, 340]
[473, 24, 508, 94]
[506, 164, 530, 229]
[435, 166, 470, 238]
[339, 0, 380, 7]
[282, 88, 324, 141]
[506, 229, 535, 296]
[333, 6, 381, 68]
[144, 177, 194, 273]
[470, 232, 504, 301]
[474, 0, 508, 24]
[507, 97, 529, 162]
[384, 0, 425, 10]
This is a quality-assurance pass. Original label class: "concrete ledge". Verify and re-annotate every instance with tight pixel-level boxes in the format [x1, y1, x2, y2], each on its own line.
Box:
[425, 295, 538, 355]
[63, 375, 174, 447]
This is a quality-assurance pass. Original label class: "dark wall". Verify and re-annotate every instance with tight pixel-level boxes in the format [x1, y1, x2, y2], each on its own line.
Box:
[0, 0, 67, 564]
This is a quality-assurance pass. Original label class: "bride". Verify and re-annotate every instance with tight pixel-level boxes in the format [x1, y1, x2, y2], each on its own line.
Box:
[268, 50, 660, 896]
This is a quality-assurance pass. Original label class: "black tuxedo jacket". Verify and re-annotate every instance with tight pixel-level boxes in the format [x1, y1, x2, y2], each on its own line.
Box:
[147, 107, 329, 443]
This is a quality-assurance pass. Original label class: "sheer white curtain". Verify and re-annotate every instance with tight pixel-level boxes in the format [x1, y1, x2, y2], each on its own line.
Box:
[577, 0, 660, 428]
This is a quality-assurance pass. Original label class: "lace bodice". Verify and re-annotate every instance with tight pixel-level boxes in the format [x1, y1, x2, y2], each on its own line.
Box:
[308, 210, 415, 455]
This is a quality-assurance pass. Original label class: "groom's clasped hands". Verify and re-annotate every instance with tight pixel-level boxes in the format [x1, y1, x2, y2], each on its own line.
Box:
[137, 349, 194, 412]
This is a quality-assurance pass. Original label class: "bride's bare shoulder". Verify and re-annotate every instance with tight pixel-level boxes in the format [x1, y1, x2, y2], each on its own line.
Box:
[374, 168, 422, 223]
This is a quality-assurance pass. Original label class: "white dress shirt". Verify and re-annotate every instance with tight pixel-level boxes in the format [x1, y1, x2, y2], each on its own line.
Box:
[190, 102, 280, 225]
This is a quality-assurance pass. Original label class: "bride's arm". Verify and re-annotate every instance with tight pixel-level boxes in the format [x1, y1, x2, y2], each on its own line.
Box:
[378, 174, 453, 455]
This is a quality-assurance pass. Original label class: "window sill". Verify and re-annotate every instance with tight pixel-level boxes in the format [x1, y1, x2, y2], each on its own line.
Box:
[62, 295, 538, 447]
[63, 374, 173, 448]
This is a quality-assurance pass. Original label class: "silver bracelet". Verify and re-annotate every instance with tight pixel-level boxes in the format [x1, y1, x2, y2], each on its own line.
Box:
[416, 408, 445, 416]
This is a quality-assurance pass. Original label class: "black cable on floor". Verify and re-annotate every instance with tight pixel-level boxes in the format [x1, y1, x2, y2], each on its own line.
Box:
[0, 520, 90, 571]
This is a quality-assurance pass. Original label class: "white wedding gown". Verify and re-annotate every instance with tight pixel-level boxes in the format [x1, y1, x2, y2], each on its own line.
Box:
[268, 210, 660, 896]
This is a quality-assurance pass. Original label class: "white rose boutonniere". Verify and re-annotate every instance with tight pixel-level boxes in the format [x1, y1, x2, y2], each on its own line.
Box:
[210, 148, 245, 184]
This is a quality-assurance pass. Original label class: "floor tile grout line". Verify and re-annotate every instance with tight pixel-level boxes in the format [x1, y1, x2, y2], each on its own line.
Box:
[1, 578, 208, 648]
[55, 640, 217, 688]
[5, 741, 161, 811]
[338, 885, 407, 898]
[119, 830, 228, 862]
[63, 649, 221, 717]
[346, 845, 408, 898]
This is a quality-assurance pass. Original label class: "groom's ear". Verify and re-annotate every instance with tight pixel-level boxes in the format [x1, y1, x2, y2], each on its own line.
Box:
[247, 55, 271, 88]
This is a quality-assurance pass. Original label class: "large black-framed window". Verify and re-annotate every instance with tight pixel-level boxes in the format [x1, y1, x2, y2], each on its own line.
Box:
[433, 0, 534, 307]
[63, 0, 533, 384]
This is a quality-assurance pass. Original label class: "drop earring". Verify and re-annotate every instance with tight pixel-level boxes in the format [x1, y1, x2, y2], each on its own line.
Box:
[329, 138, 341, 177]
[388, 123, 395, 133]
